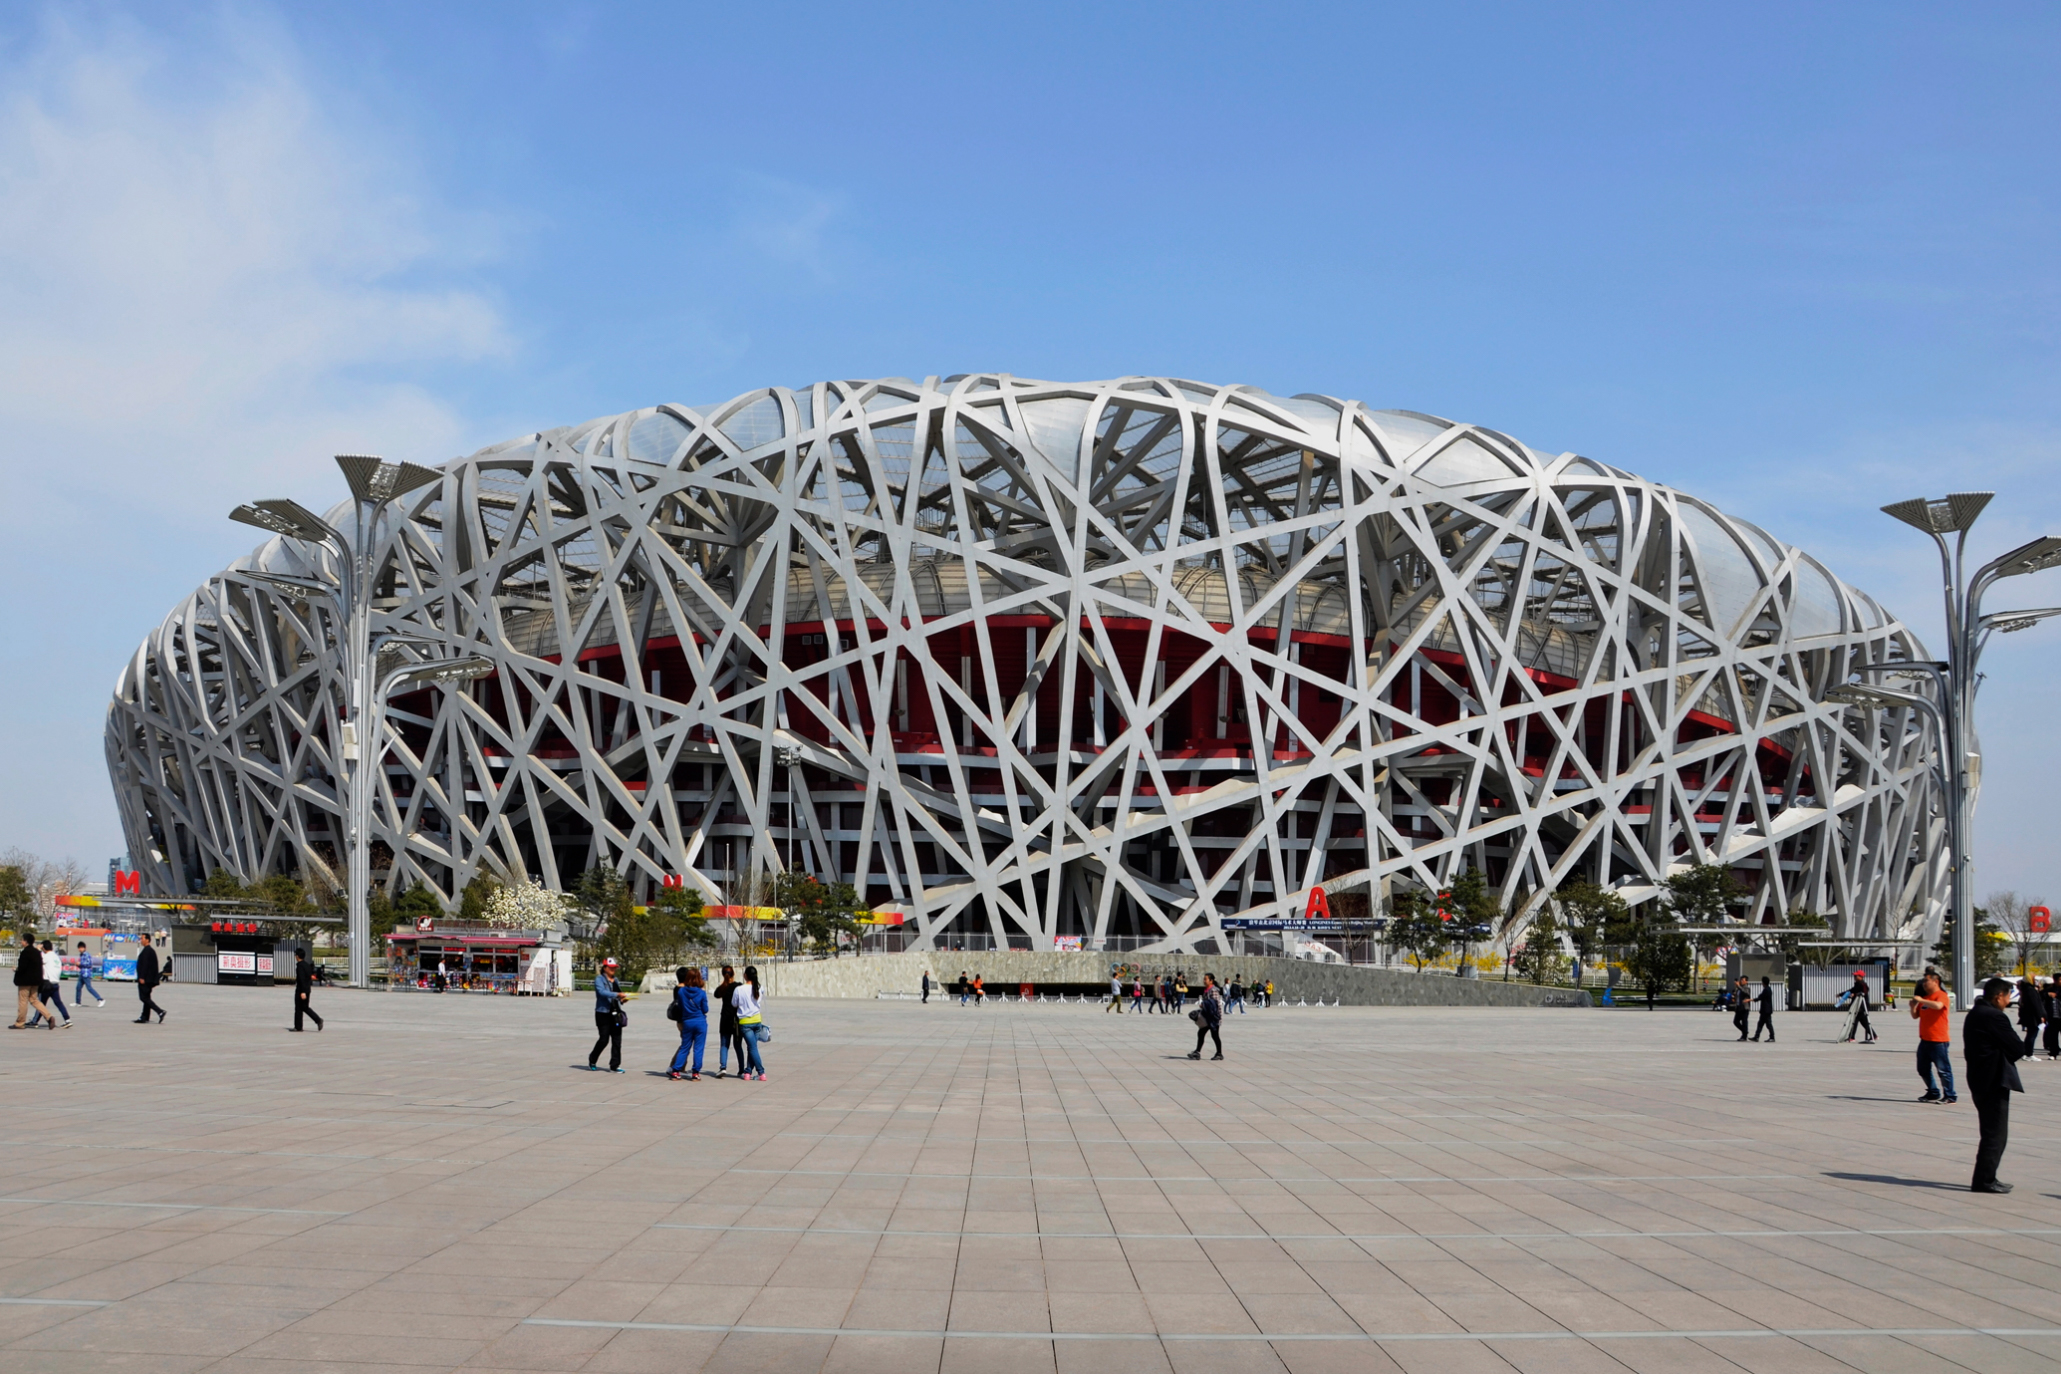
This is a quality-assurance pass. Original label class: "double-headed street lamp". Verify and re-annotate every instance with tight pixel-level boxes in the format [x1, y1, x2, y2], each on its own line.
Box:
[231, 455, 489, 988]
[1853, 492, 2061, 1008]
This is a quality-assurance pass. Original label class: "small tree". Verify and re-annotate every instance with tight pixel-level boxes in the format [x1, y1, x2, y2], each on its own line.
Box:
[1626, 913, 1693, 997]
[393, 881, 442, 929]
[1664, 863, 1743, 926]
[776, 873, 864, 956]
[1981, 890, 2049, 976]
[649, 883, 714, 957]
[458, 873, 502, 924]
[1443, 868, 1503, 974]
[1513, 910, 1566, 985]
[1387, 888, 1448, 972]
[1557, 881, 1628, 976]
[0, 865, 34, 936]
[486, 878, 572, 930]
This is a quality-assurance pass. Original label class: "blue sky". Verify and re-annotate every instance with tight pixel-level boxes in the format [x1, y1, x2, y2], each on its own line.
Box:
[5, 2, 2059, 902]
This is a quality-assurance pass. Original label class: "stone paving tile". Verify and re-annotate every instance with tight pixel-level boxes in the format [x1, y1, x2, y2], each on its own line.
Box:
[10, 987, 2061, 1370]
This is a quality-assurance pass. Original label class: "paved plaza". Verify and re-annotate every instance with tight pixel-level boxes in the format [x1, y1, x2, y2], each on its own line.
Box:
[2, 985, 2059, 1373]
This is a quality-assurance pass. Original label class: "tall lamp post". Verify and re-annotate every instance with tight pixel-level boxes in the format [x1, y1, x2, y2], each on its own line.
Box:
[1875, 491, 2061, 1008]
[229, 455, 446, 987]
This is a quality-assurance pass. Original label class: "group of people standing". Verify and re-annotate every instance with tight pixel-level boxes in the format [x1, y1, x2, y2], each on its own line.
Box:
[12, 933, 164, 1028]
[585, 958, 768, 1081]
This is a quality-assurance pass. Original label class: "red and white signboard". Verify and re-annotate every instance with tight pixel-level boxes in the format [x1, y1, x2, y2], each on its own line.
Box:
[218, 952, 257, 974]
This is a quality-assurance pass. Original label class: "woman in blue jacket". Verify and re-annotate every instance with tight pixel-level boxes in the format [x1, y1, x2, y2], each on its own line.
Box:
[668, 967, 710, 1080]
[587, 957, 624, 1072]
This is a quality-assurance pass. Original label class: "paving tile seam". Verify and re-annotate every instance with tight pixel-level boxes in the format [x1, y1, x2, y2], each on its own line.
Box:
[648, 1222, 2061, 1241]
[0, 1197, 350, 1216]
[520, 1317, 2061, 1342]
[719, 1167, 1799, 1183]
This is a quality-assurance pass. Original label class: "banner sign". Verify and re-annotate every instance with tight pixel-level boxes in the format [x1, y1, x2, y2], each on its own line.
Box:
[1221, 917, 1387, 934]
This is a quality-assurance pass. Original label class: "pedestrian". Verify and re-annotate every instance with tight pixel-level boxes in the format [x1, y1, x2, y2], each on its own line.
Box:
[972, 974, 984, 1006]
[586, 956, 625, 1072]
[1751, 975, 1776, 1042]
[1130, 977, 1145, 1012]
[1227, 978, 1245, 1013]
[2045, 977, 2061, 1061]
[958, 972, 970, 1006]
[732, 964, 766, 1081]
[1264, 979, 1275, 1008]
[713, 965, 746, 1077]
[1732, 976, 1750, 1041]
[1159, 974, 1173, 1013]
[288, 947, 324, 1031]
[1965, 976, 2027, 1193]
[2015, 976, 2042, 1058]
[13, 933, 56, 1030]
[1106, 973, 1124, 1012]
[134, 938, 165, 1023]
[1174, 974, 1188, 1013]
[921, 970, 931, 1004]
[667, 966, 709, 1080]
[1838, 970, 1876, 1044]
[73, 941, 105, 1008]
[1911, 971, 1957, 1103]
[1186, 972, 1224, 1060]
[27, 941, 70, 1029]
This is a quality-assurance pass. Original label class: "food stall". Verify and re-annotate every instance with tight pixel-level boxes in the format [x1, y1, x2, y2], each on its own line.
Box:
[384, 921, 563, 993]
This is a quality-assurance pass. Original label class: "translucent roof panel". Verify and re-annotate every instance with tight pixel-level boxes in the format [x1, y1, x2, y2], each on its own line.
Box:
[1675, 501, 1766, 637]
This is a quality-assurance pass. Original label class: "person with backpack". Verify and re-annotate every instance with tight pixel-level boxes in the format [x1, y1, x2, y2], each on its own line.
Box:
[1837, 970, 1876, 1044]
[586, 957, 625, 1072]
[1186, 973, 1224, 1060]
[667, 967, 710, 1080]
[732, 965, 766, 1081]
[1226, 978, 1245, 1014]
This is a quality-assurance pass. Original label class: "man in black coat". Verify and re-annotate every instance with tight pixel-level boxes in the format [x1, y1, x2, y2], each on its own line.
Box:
[134, 940, 165, 1023]
[291, 948, 323, 1032]
[1751, 975, 1776, 1042]
[2015, 977, 2043, 1057]
[12, 934, 55, 1029]
[1965, 976, 2027, 1193]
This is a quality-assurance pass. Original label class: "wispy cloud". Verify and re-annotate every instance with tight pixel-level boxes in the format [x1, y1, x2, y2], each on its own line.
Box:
[0, 9, 508, 866]
[0, 10, 509, 530]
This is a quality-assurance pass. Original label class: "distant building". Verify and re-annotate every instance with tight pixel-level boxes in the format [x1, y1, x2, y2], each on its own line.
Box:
[107, 375, 1945, 955]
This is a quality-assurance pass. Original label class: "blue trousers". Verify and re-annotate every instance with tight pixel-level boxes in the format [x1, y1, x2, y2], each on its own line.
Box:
[670, 1020, 707, 1075]
[75, 974, 104, 1004]
[737, 1025, 765, 1075]
[1918, 1040, 1956, 1098]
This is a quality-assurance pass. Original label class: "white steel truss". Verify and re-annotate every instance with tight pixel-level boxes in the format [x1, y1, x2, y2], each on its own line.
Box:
[107, 374, 1947, 955]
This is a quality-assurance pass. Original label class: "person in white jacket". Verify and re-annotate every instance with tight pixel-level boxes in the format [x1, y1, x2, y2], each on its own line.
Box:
[732, 966, 766, 1081]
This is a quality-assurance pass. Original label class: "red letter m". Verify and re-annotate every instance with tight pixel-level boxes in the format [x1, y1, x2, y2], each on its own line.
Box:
[113, 870, 141, 896]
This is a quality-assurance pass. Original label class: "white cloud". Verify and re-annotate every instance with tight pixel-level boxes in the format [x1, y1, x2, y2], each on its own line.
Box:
[0, 10, 508, 868]
[0, 11, 509, 529]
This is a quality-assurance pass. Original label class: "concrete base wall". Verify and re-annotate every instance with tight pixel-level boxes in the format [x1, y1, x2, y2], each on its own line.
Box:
[705, 951, 1591, 1008]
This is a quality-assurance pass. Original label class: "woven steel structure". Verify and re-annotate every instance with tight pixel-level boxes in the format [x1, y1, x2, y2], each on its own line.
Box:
[107, 374, 1947, 954]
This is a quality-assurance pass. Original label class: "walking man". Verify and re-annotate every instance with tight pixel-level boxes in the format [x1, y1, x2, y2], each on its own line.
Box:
[1750, 975, 1776, 1042]
[1186, 973, 1224, 1060]
[1965, 976, 2027, 1193]
[1732, 976, 1751, 1040]
[1106, 973, 1124, 1012]
[921, 970, 931, 1004]
[291, 948, 323, 1032]
[2045, 977, 2061, 1061]
[1912, 971, 1957, 1103]
[73, 941, 105, 1007]
[2015, 976, 2043, 1058]
[134, 939, 165, 1023]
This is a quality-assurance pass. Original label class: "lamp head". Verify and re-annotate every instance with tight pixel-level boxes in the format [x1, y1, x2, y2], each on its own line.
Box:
[1991, 535, 2061, 580]
[1881, 492, 1993, 535]
[337, 454, 441, 506]
[229, 500, 338, 544]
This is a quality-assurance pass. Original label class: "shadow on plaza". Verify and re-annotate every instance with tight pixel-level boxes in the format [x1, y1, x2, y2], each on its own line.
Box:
[1824, 1171, 1964, 1191]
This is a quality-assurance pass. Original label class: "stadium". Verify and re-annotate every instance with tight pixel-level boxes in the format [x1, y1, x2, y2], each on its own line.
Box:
[105, 374, 1947, 957]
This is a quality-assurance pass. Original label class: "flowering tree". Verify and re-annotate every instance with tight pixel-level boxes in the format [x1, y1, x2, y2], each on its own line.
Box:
[486, 878, 572, 930]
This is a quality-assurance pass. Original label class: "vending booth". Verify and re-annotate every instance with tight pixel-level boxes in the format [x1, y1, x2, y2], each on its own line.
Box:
[384, 922, 560, 993]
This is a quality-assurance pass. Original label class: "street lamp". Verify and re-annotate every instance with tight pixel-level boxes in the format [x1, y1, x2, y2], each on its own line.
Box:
[230, 455, 443, 987]
[1875, 493, 2061, 1008]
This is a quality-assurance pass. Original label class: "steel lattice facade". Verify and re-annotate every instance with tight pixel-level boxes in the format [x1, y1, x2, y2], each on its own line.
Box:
[106, 374, 1947, 954]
